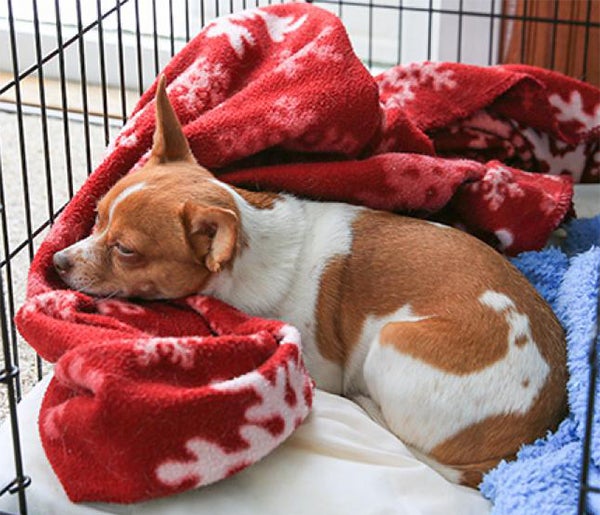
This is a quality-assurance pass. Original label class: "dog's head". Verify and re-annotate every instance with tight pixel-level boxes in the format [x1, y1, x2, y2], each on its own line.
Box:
[53, 76, 240, 299]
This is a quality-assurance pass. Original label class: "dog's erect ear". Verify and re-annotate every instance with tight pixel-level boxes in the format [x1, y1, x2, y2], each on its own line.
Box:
[181, 202, 239, 273]
[151, 75, 195, 164]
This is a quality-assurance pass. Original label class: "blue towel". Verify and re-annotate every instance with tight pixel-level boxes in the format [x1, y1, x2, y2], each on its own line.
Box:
[480, 215, 600, 514]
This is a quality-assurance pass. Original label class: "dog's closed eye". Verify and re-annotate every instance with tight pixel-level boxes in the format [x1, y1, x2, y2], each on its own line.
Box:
[114, 242, 135, 256]
[113, 242, 141, 264]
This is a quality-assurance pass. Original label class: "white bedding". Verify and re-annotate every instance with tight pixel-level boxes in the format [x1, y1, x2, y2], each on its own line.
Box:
[0, 375, 490, 515]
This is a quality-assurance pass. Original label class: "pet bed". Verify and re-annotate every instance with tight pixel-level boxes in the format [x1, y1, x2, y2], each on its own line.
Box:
[6, 2, 600, 512]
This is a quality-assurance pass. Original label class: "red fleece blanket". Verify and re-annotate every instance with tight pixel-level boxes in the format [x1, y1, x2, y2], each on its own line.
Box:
[15, 2, 600, 505]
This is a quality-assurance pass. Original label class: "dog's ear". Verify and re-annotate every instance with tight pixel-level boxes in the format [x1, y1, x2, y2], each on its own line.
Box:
[181, 202, 239, 273]
[150, 75, 195, 164]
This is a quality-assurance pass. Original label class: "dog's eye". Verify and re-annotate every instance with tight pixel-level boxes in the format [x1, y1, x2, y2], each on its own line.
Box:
[114, 242, 136, 257]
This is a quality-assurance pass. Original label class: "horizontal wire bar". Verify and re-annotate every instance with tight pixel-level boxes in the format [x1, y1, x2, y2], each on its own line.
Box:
[0, 99, 124, 126]
[0, 202, 68, 269]
[310, 0, 600, 27]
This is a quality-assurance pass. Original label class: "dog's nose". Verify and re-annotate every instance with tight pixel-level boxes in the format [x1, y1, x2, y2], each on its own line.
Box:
[53, 251, 73, 275]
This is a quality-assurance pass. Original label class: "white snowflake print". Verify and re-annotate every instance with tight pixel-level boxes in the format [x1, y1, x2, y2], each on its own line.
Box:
[274, 26, 341, 79]
[550, 90, 600, 133]
[44, 356, 106, 439]
[470, 164, 525, 211]
[21, 291, 80, 320]
[42, 403, 68, 440]
[379, 62, 457, 109]
[257, 10, 308, 43]
[539, 192, 558, 216]
[206, 12, 255, 58]
[56, 354, 106, 393]
[168, 57, 230, 116]
[134, 337, 198, 369]
[155, 357, 310, 488]
[111, 108, 145, 153]
[520, 126, 587, 182]
[96, 299, 146, 316]
[206, 8, 307, 59]
[212, 94, 318, 159]
[267, 95, 318, 138]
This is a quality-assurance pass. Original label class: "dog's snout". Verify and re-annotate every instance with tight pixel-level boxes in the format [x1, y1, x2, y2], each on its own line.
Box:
[53, 251, 73, 275]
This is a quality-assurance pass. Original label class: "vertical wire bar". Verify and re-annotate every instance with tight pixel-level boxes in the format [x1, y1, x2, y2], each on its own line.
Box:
[31, 0, 53, 381]
[76, 0, 93, 176]
[0, 134, 20, 401]
[0, 254, 29, 514]
[116, 0, 128, 123]
[169, 0, 175, 57]
[488, 0, 496, 65]
[54, 0, 74, 200]
[152, 0, 160, 75]
[32, 0, 54, 224]
[457, 0, 464, 62]
[396, 0, 403, 65]
[578, 329, 599, 514]
[201, 0, 206, 28]
[96, 0, 110, 145]
[7, 0, 35, 263]
[135, 0, 144, 95]
[7, 0, 34, 396]
[427, 0, 434, 60]
[520, 0, 528, 64]
[581, 0, 593, 82]
[230, 0, 234, 15]
[549, 0, 560, 70]
[185, 0, 191, 42]
[367, 0, 373, 69]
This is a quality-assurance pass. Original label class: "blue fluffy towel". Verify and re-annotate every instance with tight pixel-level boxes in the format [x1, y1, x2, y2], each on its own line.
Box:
[480, 216, 600, 514]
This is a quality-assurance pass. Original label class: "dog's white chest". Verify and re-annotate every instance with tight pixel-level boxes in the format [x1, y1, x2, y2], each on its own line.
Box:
[204, 191, 363, 393]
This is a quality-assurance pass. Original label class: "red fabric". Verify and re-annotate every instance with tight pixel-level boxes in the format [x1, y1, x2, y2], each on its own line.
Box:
[17, 293, 313, 503]
[14, 2, 600, 504]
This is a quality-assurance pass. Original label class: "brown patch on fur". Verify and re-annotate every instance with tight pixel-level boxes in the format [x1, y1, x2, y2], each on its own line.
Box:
[315, 256, 348, 364]
[430, 373, 567, 486]
[515, 334, 529, 347]
[232, 187, 282, 210]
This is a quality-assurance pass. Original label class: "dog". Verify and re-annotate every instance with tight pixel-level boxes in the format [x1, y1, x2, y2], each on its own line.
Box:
[53, 76, 567, 487]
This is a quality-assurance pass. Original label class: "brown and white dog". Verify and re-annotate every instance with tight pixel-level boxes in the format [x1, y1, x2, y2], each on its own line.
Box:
[53, 77, 567, 487]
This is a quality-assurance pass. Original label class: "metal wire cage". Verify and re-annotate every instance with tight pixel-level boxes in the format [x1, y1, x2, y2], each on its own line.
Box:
[0, 1, 598, 514]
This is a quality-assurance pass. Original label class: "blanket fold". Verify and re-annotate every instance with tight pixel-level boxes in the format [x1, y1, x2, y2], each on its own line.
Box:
[13, 2, 600, 505]
[18, 294, 313, 503]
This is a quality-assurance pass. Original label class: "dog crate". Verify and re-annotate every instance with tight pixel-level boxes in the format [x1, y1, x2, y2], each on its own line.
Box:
[0, 0, 598, 513]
